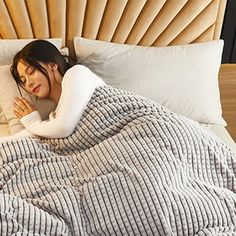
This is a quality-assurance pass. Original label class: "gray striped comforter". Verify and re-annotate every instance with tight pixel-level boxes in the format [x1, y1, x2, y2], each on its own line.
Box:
[0, 86, 236, 236]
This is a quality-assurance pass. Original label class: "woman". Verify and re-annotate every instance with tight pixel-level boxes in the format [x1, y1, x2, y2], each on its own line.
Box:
[11, 39, 105, 138]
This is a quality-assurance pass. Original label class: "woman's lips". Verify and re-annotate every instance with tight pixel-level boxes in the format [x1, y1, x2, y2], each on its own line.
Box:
[32, 85, 41, 94]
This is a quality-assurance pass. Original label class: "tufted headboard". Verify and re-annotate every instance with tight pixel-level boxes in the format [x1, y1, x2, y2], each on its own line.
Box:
[0, 0, 227, 57]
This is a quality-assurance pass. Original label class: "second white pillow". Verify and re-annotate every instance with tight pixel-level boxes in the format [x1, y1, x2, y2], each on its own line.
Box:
[74, 37, 225, 126]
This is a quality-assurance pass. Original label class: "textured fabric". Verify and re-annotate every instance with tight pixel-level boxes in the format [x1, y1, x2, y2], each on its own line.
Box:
[0, 86, 236, 235]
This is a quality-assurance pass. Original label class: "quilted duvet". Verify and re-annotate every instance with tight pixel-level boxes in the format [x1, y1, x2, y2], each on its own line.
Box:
[0, 86, 236, 235]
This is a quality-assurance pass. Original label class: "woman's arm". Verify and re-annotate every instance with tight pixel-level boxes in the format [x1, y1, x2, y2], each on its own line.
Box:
[20, 65, 105, 138]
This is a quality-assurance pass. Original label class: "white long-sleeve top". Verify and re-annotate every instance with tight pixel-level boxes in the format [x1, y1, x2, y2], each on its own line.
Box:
[20, 65, 105, 138]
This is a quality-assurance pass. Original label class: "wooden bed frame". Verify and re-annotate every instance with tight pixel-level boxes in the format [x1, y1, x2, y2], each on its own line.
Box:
[1, 0, 234, 141]
[219, 64, 236, 142]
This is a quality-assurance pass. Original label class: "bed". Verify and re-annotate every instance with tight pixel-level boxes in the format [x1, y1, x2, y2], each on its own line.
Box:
[0, 0, 236, 235]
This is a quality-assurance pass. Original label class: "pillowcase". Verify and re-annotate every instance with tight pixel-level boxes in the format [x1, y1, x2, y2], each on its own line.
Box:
[0, 64, 56, 134]
[0, 38, 63, 65]
[74, 37, 226, 126]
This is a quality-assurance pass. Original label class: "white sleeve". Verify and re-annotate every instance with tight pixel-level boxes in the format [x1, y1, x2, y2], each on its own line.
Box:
[20, 65, 105, 138]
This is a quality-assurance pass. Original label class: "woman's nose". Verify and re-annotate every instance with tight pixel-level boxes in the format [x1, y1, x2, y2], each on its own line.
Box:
[26, 78, 34, 88]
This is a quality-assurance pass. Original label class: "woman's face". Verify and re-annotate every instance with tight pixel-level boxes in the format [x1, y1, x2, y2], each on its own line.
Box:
[17, 60, 51, 98]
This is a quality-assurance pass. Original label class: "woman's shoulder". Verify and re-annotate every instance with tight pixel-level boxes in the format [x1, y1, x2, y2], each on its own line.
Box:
[66, 64, 92, 74]
[63, 64, 95, 79]
[62, 64, 105, 85]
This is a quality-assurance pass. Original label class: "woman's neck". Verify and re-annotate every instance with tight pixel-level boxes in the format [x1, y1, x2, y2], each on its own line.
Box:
[50, 83, 62, 103]
[49, 71, 63, 104]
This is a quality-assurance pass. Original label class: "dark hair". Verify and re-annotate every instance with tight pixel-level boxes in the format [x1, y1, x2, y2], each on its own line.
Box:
[10, 39, 73, 93]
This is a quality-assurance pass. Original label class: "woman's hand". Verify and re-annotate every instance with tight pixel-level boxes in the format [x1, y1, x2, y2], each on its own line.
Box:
[13, 97, 36, 119]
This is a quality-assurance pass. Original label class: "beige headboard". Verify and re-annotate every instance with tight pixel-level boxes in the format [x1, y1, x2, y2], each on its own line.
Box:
[0, 0, 227, 57]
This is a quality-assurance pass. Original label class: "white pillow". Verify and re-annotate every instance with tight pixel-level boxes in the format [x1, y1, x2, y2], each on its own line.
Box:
[0, 38, 63, 65]
[0, 65, 56, 134]
[74, 37, 226, 126]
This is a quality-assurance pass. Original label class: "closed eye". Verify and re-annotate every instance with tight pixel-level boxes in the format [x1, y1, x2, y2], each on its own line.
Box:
[28, 67, 35, 75]
[19, 76, 26, 85]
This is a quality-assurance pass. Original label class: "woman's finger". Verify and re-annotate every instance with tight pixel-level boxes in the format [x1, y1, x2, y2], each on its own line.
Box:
[13, 101, 24, 112]
[13, 97, 35, 117]
[13, 104, 24, 115]
[13, 109, 22, 119]
[21, 97, 35, 111]
[14, 97, 26, 108]
[14, 97, 35, 113]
